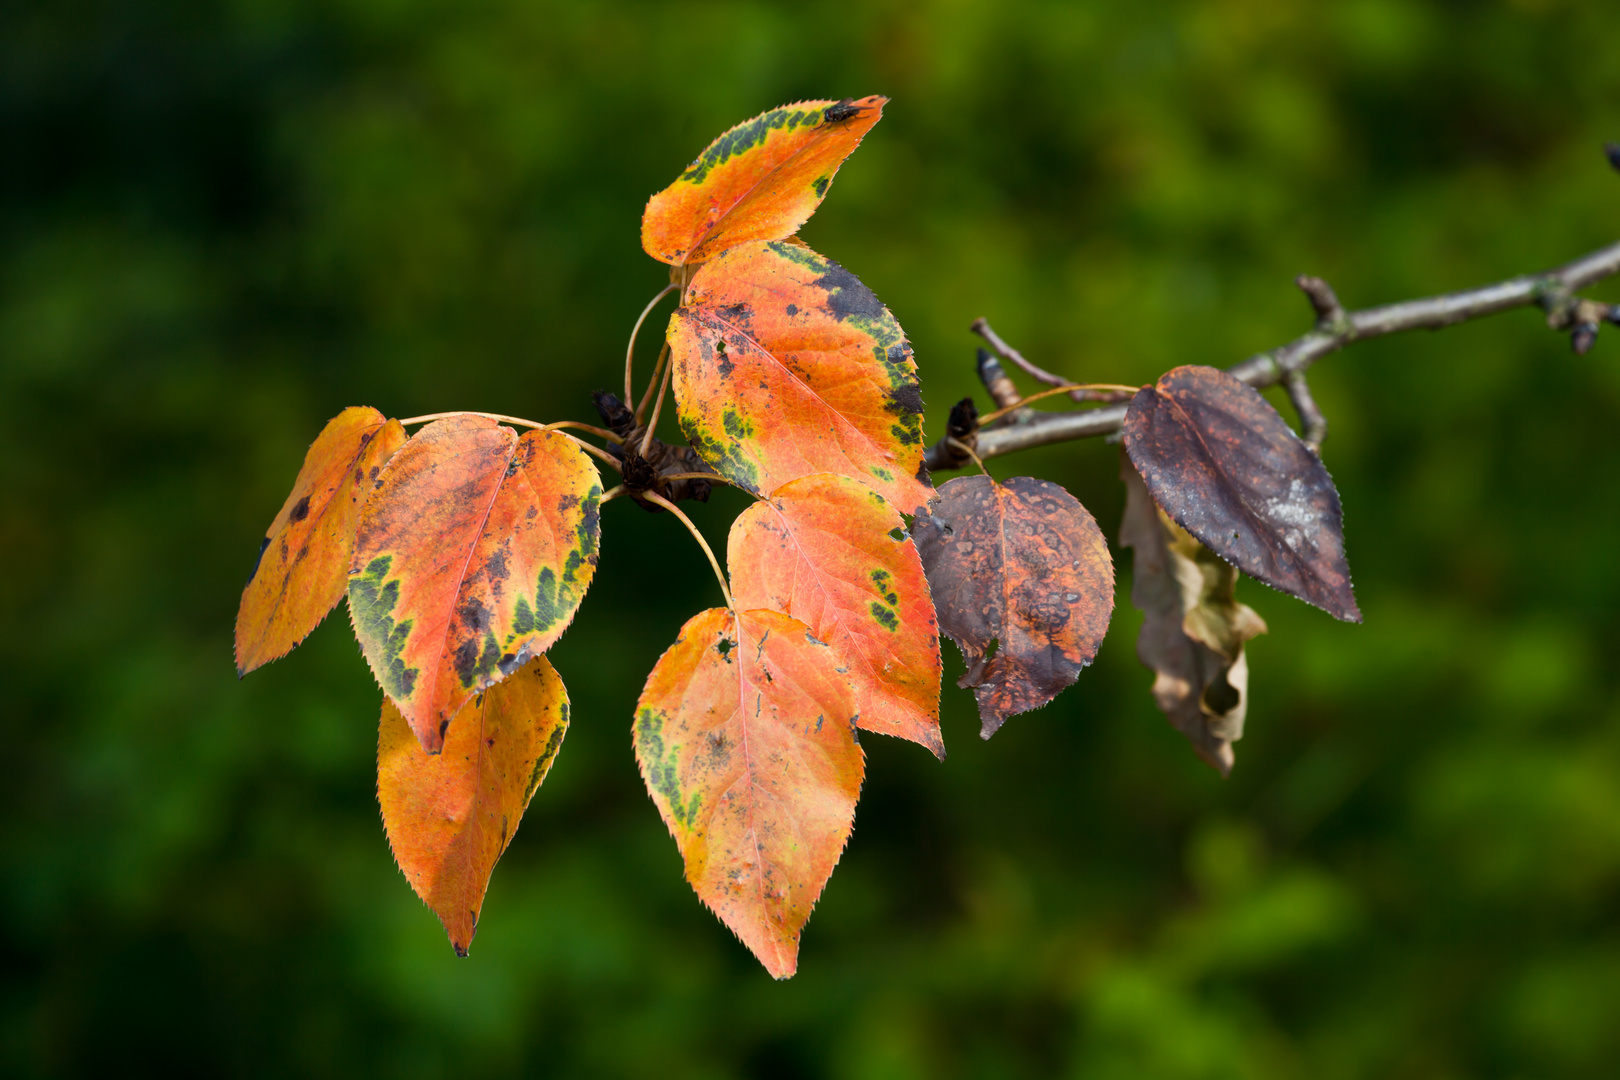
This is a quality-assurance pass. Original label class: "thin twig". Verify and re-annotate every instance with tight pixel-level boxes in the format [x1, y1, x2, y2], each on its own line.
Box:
[1284, 371, 1328, 453]
[926, 235, 1620, 471]
[625, 284, 678, 406]
[643, 490, 734, 610]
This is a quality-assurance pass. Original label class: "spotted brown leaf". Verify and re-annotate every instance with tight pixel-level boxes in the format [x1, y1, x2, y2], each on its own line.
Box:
[1122, 365, 1360, 622]
[911, 475, 1115, 737]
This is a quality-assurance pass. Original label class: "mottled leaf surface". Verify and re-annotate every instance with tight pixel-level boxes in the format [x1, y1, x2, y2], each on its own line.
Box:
[1119, 455, 1267, 775]
[1122, 365, 1359, 622]
[642, 97, 885, 266]
[670, 240, 932, 513]
[379, 654, 569, 956]
[729, 473, 943, 758]
[236, 407, 406, 675]
[912, 475, 1115, 737]
[634, 607, 863, 979]
[350, 416, 602, 753]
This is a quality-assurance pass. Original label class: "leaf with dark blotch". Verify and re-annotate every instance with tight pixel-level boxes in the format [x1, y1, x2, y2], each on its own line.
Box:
[669, 239, 932, 514]
[634, 607, 863, 979]
[911, 475, 1115, 737]
[349, 416, 602, 754]
[1122, 365, 1360, 622]
[236, 407, 406, 675]
[379, 654, 569, 956]
[641, 96, 886, 267]
[1119, 454, 1267, 775]
[729, 473, 944, 758]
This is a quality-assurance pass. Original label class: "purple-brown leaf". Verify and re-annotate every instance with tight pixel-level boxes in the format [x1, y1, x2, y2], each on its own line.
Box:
[1122, 365, 1360, 622]
[911, 475, 1114, 737]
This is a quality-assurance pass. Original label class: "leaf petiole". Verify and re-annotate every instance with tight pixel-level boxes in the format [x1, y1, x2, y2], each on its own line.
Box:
[976, 383, 1143, 426]
[946, 437, 992, 477]
[399, 410, 550, 429]
[642, 490, 734, 611]
[634, 342, 671, 425]
[625, 284, 679, 406]
[542, 420, 625, 444]
[639, 352, 675, 457]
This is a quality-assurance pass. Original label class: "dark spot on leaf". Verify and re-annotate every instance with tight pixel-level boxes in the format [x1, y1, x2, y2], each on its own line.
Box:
[289, 495, 311, 524]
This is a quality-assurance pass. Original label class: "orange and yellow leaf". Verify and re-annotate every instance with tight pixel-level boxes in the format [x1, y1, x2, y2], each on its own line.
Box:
[379, 654, 569, 956]
[349, 416, 602, 753]
[634, 607, 863, 979]
[669, 240, 932, 513]
[236, 406, 406, 675]
[729, 473, 943, 758]
[641, 96, 886, 267]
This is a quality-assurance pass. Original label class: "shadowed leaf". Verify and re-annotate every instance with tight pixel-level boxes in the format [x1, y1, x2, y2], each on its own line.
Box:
[912, 475, 1115, 737]
[634, 607, 863, 979]
[729, 473, 944, 758]
[236, 407, 406, 675]
[1119, 454, 1268, 775]
[642, 96, 886, 267]
[379, 654, 569, 956]
[349, 416, 602, 754]
[669, 239, 932, 513]
[1122, 365, 1360, 622]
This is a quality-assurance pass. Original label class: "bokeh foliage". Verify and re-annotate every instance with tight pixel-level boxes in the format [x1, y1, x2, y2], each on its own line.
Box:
[4, 0, 1620, 1076]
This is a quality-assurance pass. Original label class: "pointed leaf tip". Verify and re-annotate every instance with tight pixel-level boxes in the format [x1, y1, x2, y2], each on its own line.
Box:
[642, 96, 887, 266]
[379, 655, 569, 956]
[912, 475, 1115, 735]
[634, 607, 864, 978]
[1121, 365, 1360, 622]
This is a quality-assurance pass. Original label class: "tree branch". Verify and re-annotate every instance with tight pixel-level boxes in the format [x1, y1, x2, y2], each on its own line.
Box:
[927, 236, 1620, 472]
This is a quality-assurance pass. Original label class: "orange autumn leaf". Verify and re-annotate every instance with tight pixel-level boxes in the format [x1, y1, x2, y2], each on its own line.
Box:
[379, 654, 569, 956]
[729, 473, 943, 758]
[349, 416, 602, 754]
[669, 239, 932, 513]
[641, 96, 886, 267]
[236, 406, 406, 675]
[634, 607, 863, 979]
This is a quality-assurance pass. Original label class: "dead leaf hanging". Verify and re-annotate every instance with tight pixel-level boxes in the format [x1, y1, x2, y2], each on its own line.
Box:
[1119, 453, 1267, 774]
[911, 475, 1115, 737]
[1121, 365, 1360, 622]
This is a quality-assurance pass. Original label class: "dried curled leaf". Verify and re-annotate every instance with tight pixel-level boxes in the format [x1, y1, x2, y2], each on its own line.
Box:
[236, 407, 406, 675]
[911, 475, 1115, 737]
[634, 607, 863, 979]
[1122, 365, 1360, 622]
[670, 239, 932, 513]
[379, 654, 569, 956]
[349, 416, 602, 753]
[729, 473, 943, 758]
[642, 96, 886, 266]
[1119, 454, 1267, 775]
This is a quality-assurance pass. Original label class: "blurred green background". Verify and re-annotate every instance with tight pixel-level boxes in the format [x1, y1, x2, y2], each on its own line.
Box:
[5, 0, 1620, 1076]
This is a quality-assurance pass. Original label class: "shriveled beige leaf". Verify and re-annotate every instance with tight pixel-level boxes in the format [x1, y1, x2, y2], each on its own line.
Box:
[1119, 452, 1267, 775]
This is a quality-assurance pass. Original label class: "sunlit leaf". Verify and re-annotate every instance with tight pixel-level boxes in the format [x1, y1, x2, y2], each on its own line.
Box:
[641, 96, 886, 267]
[236, 407, 406, 675]
[1122, 365, 1360, 622]
[379, 654, 569, 956]
[729, 473, 943, 758]
[349, 416, 602, 753]
[634, 607, 863, 979]
[912, 475, 1115, 737]
[670, 239, 932, 513]
[1119, 454, 1267, 775]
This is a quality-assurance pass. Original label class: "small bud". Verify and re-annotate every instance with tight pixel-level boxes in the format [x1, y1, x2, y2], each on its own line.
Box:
[1572, 322, 1599, 355]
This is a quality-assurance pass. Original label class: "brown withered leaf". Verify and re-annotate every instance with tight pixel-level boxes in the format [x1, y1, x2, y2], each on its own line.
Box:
[911, 475, 1114, 737]
[1119, 453, 1268, 775]
[1122, 365, 1360, 622]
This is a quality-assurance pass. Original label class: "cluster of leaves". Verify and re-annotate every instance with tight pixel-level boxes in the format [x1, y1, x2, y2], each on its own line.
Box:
[236, 98, 1360, 978]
